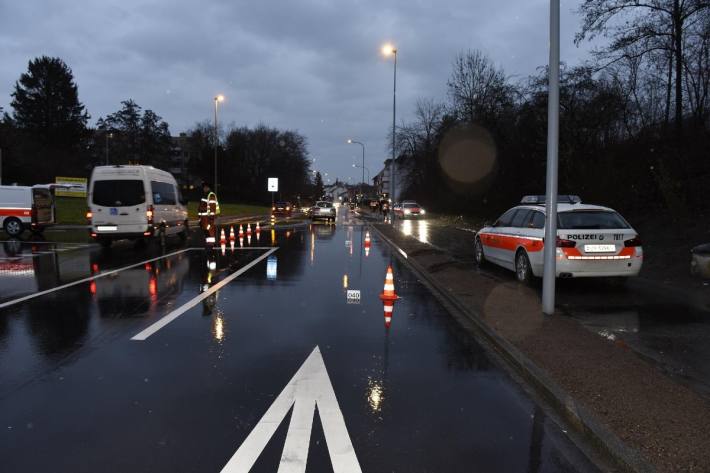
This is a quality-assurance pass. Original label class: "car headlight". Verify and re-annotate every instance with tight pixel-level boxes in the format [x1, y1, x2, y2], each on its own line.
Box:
[420, 209, 426, 215]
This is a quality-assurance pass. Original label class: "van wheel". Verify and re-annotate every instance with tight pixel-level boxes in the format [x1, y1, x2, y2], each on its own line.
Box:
[474, 237, 486, 266]
[515, 249, 532, 284]
[3, 218, 24, 237]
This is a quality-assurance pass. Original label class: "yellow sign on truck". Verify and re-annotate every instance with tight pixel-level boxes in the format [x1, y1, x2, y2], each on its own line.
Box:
[54, 177, 87, 197]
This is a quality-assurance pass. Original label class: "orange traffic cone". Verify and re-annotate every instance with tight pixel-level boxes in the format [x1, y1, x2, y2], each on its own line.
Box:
[247, 234, 252, 246]
[364, 231, 371, 248]
[238, 224, 244, 238]
[229, 225, 236, 241]
[379, 265, 399, 302]
[220, 228, 227, 245]
[239, 237, 244, 248]
[221, 243, 226, 256]
[230, 240, 235, 251]
[256, 222, 261, 232]
[247, 223, 252, 236]
[365, 246, 370, 257]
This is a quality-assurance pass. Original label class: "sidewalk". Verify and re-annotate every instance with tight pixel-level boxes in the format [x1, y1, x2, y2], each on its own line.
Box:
[370, 220, 710, 472]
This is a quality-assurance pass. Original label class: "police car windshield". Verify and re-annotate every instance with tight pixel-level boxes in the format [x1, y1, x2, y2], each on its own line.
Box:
[558, 211, 630, 230]
[92, 180, 145, 207]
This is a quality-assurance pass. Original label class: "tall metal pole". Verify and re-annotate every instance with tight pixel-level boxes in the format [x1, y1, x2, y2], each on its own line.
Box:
[361, 143, 365, 190]
[542, 0, 560, 315]
[213, 97, 219, 196]
[105, 133, 109, 165]
[390, 49, 397, 222]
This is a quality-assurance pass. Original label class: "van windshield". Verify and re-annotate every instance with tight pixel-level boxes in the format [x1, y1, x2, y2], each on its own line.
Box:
[92, 180, 145, 207]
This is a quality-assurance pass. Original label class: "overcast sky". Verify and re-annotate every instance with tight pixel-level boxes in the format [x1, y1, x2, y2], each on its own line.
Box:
[1, 0, 593, 184]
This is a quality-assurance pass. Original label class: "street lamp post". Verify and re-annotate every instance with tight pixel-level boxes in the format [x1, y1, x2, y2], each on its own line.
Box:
[213, 95, 225, 196]
[105, 132, 113, 165]
[352, 163, 370, 184]
[542, 0, 561, 315]
[347, 139, 366, 197]
[382, 44, 397, 222]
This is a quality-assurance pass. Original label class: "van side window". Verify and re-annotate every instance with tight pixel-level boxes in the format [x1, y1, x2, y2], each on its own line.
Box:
[151, 181, 176, 205]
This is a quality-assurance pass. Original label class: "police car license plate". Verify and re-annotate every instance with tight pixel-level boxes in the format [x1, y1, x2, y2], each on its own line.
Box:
[584, 244, 616, 253]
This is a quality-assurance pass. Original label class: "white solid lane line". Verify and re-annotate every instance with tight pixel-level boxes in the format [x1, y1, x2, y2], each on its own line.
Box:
[0, 248, 194, 310]
[130, 247, 278, 341]
[221, 346, 362, 473]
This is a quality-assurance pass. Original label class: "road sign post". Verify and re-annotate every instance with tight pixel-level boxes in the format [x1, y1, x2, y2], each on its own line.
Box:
[268, 177, 279, 209]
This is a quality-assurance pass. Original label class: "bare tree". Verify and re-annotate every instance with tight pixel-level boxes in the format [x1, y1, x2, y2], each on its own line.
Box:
[576, 0, 710, 132]
[447, 50, 512, 125]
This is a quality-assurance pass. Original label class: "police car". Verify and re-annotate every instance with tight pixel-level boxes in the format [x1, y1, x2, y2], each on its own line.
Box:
[474, 195, 643, 282]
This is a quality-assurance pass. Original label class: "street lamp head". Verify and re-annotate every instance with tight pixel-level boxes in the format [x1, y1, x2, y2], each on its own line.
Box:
[382, 43, 397, 56]
[215, 94, 225, 102]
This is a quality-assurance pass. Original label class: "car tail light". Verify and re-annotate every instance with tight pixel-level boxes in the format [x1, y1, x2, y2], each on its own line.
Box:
[146, 205, 154, 224]
[556, 237, 576, 248]
[624, 236, 642, 247]
[272, 206, 276, 211]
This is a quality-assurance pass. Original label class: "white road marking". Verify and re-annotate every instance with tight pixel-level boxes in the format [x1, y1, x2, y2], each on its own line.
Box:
[130, 248, 278, 341]
[0, 248, 193, 310]
[221, 346, 362, 473]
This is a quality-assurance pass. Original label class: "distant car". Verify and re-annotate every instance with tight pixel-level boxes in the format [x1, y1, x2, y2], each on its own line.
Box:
[474, 195, 643, 283]
[395, 201, 426, 218]
[311, 201, 336, 223]
[272, 201, 292, 217]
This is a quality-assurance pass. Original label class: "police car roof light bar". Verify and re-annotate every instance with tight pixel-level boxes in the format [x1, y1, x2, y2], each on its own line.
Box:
[521, 195, 581, 205]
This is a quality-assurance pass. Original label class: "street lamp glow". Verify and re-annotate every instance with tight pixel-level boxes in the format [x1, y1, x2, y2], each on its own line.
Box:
[382, 44, 396, 56]
[347, 139, 353, 144]
[215, 94, 225, 102]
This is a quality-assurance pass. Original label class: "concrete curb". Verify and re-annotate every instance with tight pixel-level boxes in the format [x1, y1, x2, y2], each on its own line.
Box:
[369, 223, 655, 473]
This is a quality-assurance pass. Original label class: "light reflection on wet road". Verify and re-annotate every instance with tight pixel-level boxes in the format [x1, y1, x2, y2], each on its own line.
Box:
[0, 213, 597, 472]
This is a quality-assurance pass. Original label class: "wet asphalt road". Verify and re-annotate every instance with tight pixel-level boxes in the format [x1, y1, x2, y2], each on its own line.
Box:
[391, 215, 710, 400]
[0, 211, 599, 472]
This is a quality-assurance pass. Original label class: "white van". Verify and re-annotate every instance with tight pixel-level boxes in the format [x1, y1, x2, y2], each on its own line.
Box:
[0, 185, 56, 237]
[87, 165, 189, 247]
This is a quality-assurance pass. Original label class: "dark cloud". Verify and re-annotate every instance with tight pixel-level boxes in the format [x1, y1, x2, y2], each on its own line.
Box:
[0, 0, 592, 183]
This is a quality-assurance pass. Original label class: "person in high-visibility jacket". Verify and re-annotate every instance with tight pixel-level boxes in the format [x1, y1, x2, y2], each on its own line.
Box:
[198, 182, 221, 244]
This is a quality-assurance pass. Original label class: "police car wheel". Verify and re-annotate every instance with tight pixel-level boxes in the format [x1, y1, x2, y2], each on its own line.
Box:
[515, 250, 532, 284]
[3, 217, 23, 237]
[474, 237, 486, 266]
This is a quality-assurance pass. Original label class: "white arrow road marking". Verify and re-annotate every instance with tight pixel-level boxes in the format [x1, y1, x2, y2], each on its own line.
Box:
[221, 346, 362, 473]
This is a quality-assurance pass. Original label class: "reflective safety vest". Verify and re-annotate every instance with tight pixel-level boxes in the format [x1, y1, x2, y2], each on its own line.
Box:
[198, 191, 221, 217]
